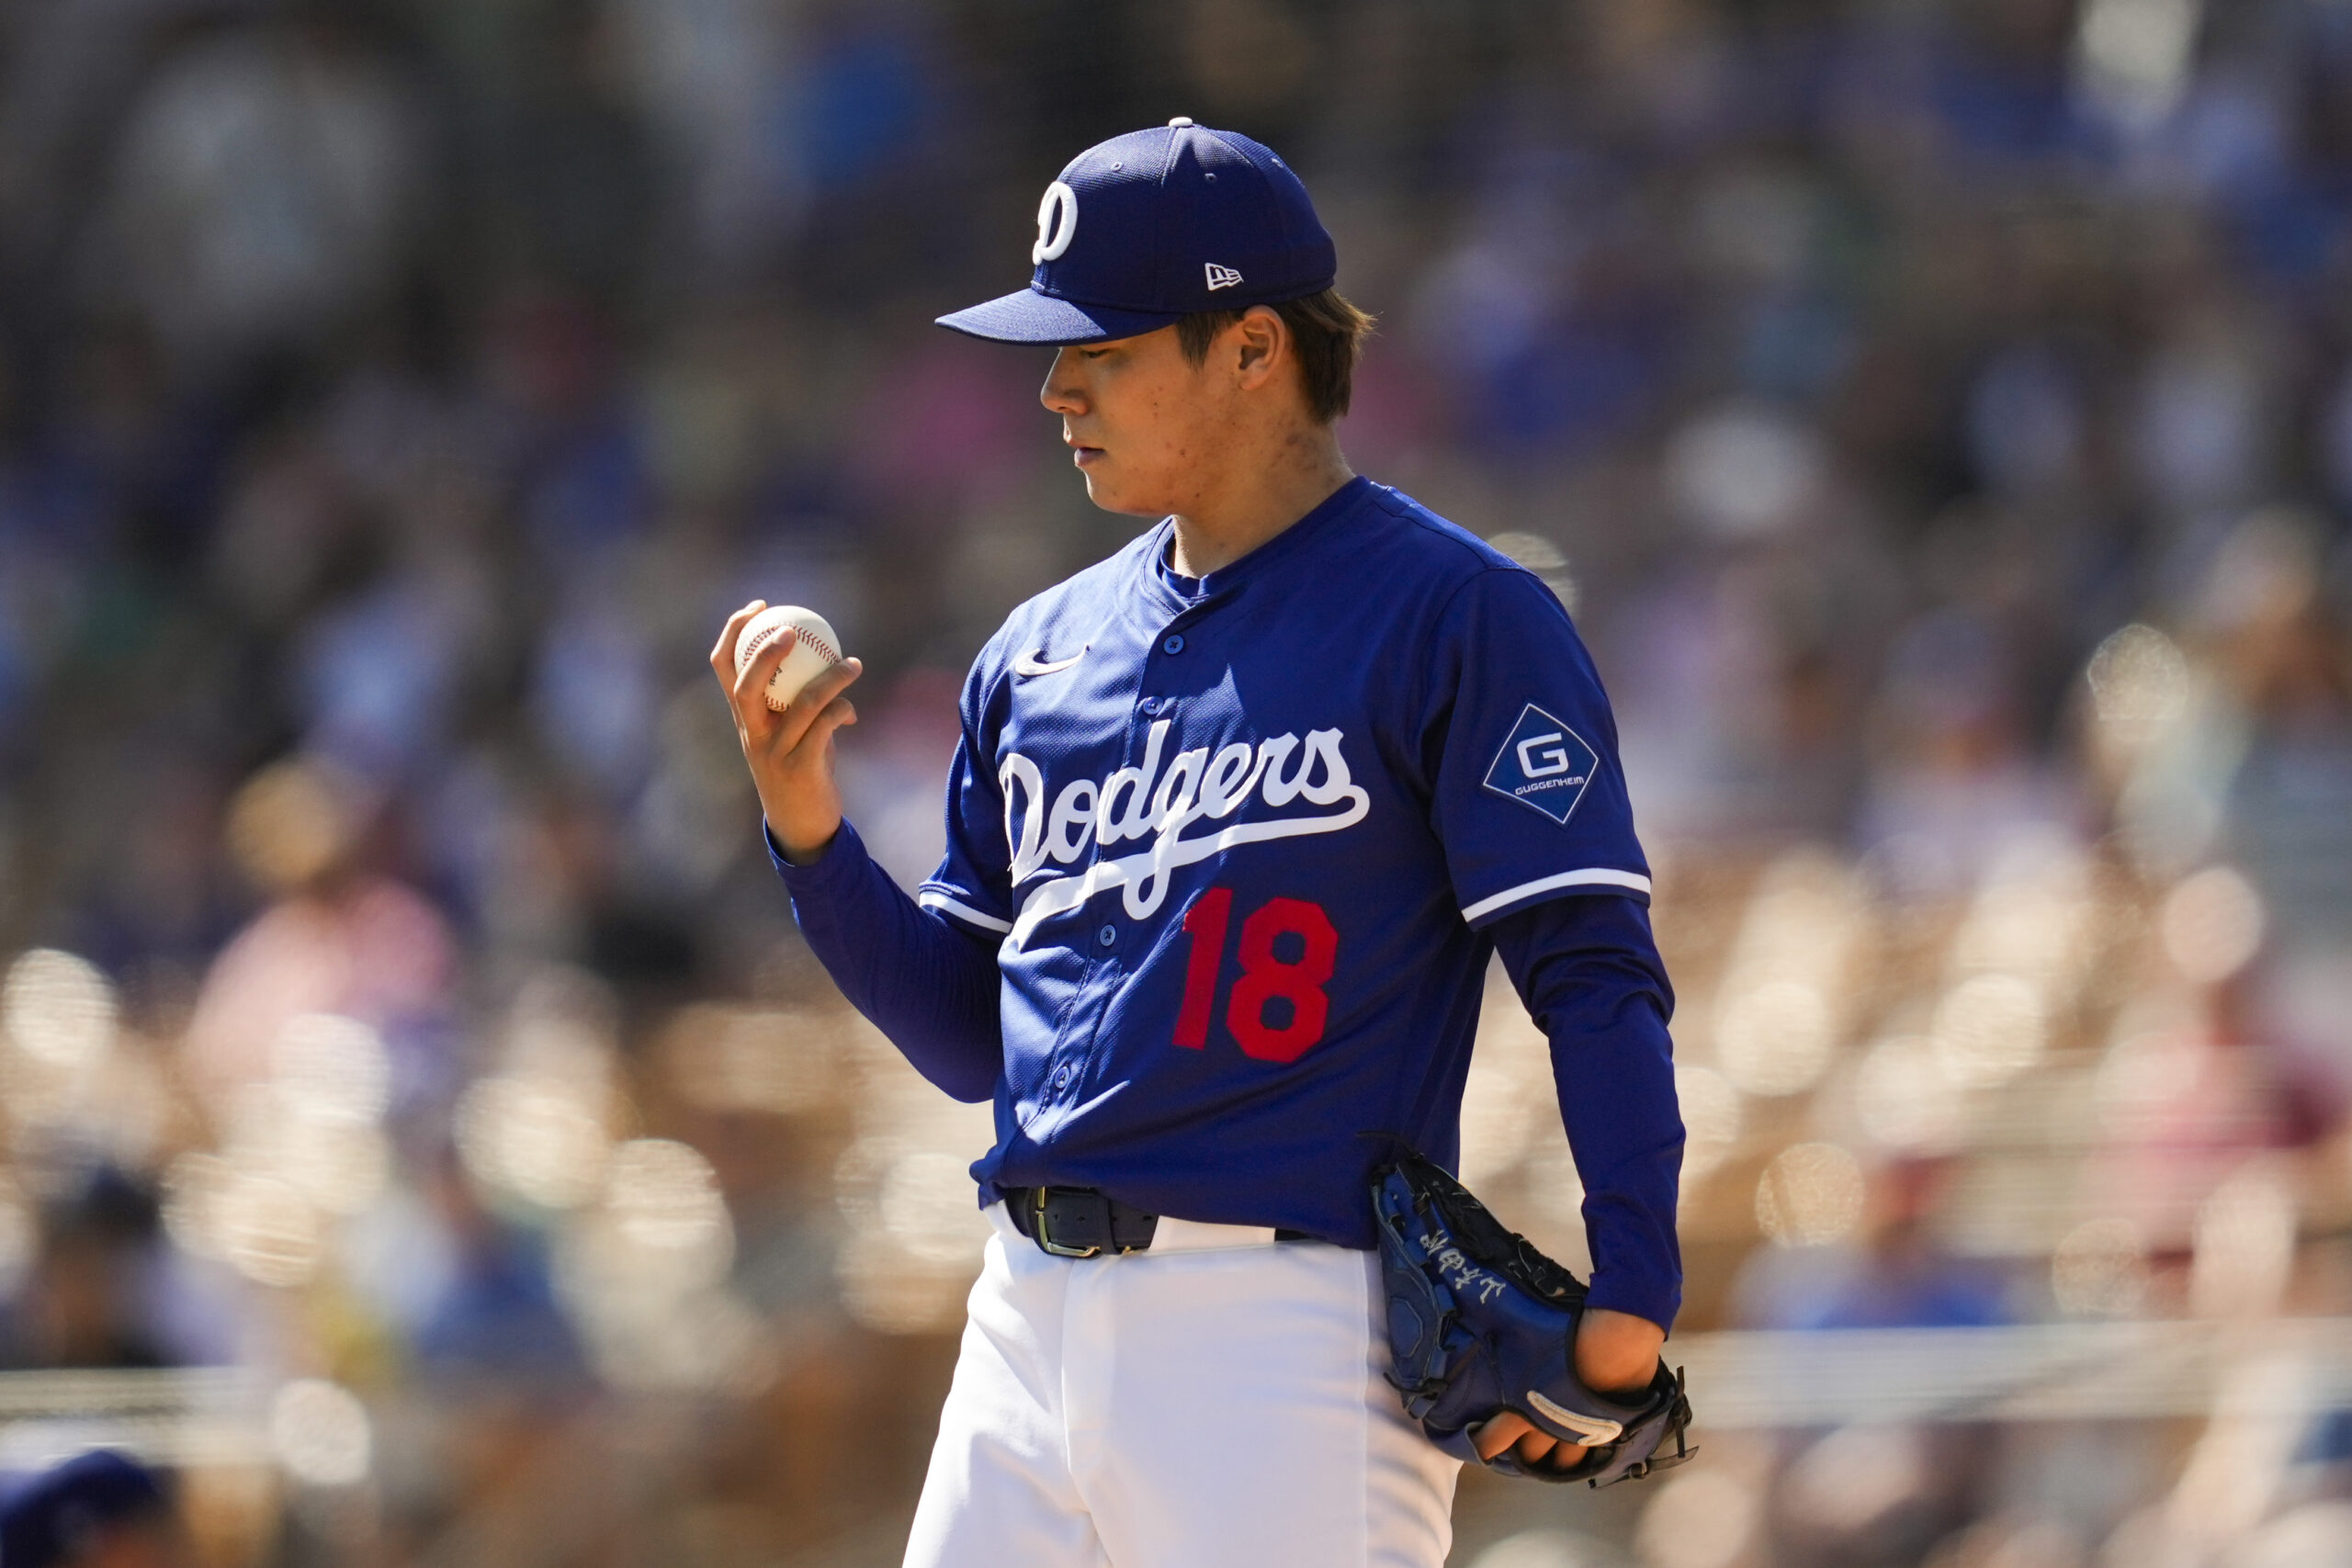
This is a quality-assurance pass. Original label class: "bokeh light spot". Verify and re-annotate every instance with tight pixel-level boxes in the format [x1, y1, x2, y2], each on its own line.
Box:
[1715, 978, 1834, 1097]
[2159, 865, 2266, 985]
[1854, 1034, 1964, 1155]
[2085, 624, 2188, 746]
[2052, 1217, 2148, 1318]
[879, 1149, 990, 1267]
[1931, 973, 2047, 1089]
[1673, 1066, 1743, 1182]
[217, 1171, 322, 1288]
[1, 949, 117, 1071]
[456, 1073, 611, 1210]
[605, 1138, 732, 1265]
[1634, 1467, 1759, 1568]
[2190, 1166, 2296, 1320]
[271, 1012, 391, 1125]
[270, 1380, 371, 1486]
[1755, 1143, 1864, 1247]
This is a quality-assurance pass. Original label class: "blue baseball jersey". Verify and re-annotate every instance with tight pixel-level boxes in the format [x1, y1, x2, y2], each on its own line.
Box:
[914, 476, 1655, 1247]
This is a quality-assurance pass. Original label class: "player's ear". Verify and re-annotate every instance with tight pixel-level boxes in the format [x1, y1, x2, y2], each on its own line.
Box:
[1232, 306, 1287, 389]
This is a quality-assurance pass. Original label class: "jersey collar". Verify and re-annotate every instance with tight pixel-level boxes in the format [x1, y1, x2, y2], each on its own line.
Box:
[1134, 474, 1374, 618]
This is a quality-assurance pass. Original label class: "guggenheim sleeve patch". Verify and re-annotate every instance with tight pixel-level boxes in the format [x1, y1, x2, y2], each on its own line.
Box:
[1482, 704, 1600, 827]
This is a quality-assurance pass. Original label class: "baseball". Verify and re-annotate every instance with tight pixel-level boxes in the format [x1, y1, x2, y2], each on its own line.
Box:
[734, 605, 845, 711]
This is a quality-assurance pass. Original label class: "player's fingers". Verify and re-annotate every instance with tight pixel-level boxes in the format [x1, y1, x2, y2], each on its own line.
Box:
[709, 601, 765, 678]
[799, 694, 858, 752]
[731, 626, 799, 721]
[771, 657, 864, 756]
[1473, 1413, 1533, 1462]
[1513, 1431, 1564, 1468]
[770, 682, 860, 765]
[1544, 1441, 1592, 1475]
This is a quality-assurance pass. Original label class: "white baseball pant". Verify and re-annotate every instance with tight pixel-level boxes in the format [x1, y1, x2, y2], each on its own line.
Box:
[903, 1204, 1461, 1568]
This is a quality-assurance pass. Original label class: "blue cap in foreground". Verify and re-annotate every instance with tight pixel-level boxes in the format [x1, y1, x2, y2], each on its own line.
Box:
[0, 1450, 170, 1568]
[936, 118, 1338, 346]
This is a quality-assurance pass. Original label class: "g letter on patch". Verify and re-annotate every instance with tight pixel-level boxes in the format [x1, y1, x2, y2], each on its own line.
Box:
[1483, 704, 1598, 826]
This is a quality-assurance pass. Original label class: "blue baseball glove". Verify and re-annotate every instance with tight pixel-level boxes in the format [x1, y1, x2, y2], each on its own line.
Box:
[1372, 1152, 1695, 1485]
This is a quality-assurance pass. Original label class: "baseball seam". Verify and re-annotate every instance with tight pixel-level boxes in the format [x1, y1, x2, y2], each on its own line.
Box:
[742, 623, 842, 667]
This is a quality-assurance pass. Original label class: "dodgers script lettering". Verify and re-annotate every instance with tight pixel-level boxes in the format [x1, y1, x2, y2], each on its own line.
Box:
[997, 724, 1370, 946]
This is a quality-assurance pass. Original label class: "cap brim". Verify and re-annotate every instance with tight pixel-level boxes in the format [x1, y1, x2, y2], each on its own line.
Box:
[934, 288, 1181, 346]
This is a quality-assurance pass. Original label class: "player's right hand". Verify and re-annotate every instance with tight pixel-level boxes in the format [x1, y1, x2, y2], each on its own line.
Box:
[710, 600, 865, 864]
[1469, 1307, 1668, 1472]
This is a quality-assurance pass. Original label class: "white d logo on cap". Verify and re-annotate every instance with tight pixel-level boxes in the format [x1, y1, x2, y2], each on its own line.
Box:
[1032, 181, 1079, 265]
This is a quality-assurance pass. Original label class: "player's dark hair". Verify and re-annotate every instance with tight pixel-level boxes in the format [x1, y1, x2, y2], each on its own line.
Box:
[1175, 288, 1375, 424]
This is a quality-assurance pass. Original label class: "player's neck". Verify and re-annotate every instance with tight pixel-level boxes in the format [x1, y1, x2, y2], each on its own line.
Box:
[1167, 424, 1354, 579]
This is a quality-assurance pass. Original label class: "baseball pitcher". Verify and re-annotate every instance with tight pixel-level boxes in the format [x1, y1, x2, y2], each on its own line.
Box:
[714, 118, 1689, 1568]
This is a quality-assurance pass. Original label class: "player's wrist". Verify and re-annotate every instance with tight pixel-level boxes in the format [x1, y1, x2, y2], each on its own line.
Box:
[765, 813, 844, 867]
[1579, 1274, 1679, 1343]
[1573, 1308, 1665, 1396]
[756, 776, 845, 863]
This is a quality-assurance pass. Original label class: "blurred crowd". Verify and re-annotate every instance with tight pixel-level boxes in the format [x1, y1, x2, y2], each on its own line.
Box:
[0, 0, 2350, 1562]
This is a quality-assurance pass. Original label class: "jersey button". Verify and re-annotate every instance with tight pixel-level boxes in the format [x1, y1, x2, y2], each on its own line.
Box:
[1161, 633, 1185, 655]
[1096, 924, 1116, 948]
[1053, 1066, 1073, 1089]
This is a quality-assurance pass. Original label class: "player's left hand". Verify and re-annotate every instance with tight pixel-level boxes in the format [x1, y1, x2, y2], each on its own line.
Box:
[1472, 1308, 1666, 1472]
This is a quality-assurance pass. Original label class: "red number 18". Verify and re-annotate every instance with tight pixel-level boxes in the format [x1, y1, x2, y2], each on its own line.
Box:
[1173, 887, 1339, 1065]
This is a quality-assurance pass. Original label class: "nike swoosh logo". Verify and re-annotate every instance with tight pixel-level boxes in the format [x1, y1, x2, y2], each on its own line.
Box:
[1013, 647, 1087, 677]
[1526, 1392, 1623, 1445]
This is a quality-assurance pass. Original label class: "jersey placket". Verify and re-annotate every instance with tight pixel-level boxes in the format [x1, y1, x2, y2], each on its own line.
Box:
[1024, 599, 1215, 1129]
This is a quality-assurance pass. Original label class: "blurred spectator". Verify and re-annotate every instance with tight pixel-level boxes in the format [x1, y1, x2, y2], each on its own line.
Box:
[1733, 1157, 2014, 1568]
[0, 1450, 190, 1568]
[0, 1171, 174, 1371]
[1854, 604, 2084, 892]
[183, 758, 457, 1118]
[2199, 512, 2352, 953]
[93, 12, 426, 372]
[408, 1147, 587, 1392]
[1735, 1155, 2011, 1332]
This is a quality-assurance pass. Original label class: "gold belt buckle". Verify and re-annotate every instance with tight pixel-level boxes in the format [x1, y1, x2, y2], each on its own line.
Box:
[1033, 1187, 1102, 1258]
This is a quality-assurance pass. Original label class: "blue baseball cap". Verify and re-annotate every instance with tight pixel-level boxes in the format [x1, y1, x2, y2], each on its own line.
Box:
[0, 1450, 171, 1568]
[936, 118, 1338, 346]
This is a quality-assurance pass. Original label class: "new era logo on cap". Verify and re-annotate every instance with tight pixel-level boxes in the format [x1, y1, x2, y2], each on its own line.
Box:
[935, 118, 1338, 346]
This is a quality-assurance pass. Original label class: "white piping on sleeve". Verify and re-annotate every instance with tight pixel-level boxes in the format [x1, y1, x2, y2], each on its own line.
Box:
[918, 889, 1014, 934]
[1460, 868, 1653, 925]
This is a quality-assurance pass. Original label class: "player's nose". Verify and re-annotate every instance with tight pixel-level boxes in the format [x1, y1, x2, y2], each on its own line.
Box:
[1040, 350, 1086, 416]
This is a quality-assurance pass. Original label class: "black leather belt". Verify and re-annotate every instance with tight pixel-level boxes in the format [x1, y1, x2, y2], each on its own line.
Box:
[1003, 1186, 1312, 1258]
[1007, 1186, 1159, 1257]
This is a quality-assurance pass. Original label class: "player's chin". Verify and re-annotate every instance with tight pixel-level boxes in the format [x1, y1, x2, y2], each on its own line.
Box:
[1074, 467, 1170, 519]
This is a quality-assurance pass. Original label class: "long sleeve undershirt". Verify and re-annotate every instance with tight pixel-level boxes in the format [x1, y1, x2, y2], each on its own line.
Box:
[771, 818, 1683, 1330]
[1487, 895, 1683, 1331]
[769, 818, 1001, 1103]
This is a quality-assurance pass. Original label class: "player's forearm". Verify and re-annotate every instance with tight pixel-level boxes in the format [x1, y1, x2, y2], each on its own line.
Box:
[1489, 896, 1685, 1333]
[768, 818, 1003, 1101]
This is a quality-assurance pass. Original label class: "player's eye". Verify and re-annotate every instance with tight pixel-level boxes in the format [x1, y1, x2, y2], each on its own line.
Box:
[1080, 348, 1110, 360]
